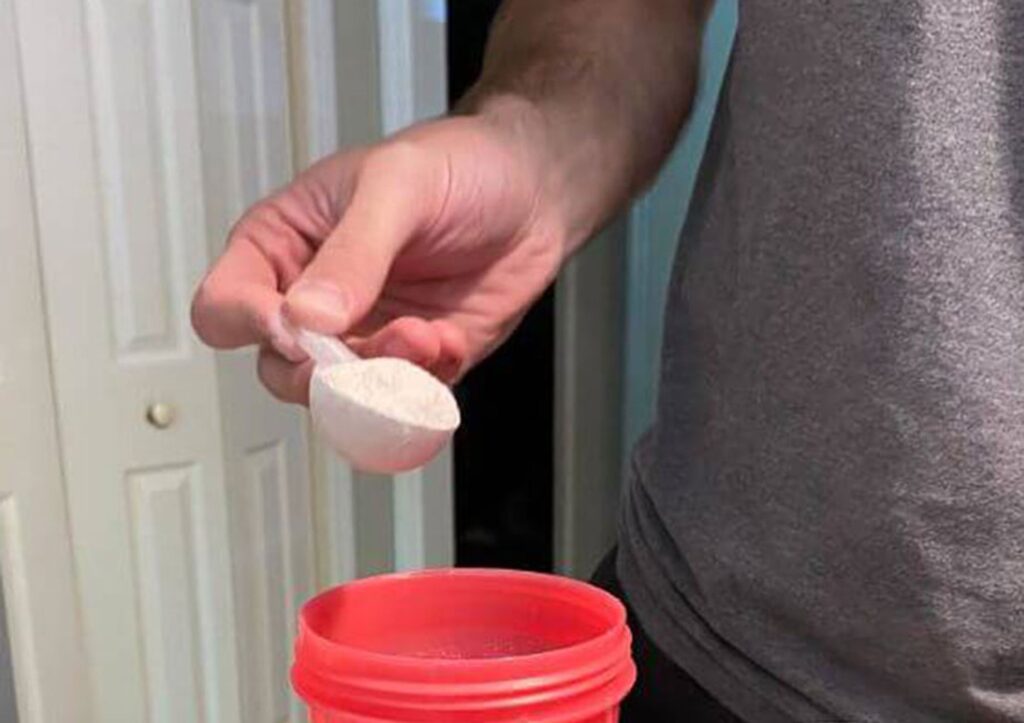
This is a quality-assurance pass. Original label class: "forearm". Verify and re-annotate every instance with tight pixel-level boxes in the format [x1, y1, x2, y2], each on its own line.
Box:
[459, 0, 707, 248]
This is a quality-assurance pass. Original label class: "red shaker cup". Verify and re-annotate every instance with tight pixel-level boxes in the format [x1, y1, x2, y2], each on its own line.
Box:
[291, 568, 636, 721]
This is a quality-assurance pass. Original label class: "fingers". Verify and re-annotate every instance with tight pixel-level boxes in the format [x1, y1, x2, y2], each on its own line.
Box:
[191, 238, 273, 344]
[190, 163, 351, 360]
[354, 316, 469, 383]
[256, 317, 465, 406]
[192, 281, 305, 363]
[353, 316, 439, 365]
[432, 319, 470, 382]
[191, 225, 306, 361]
[257, 347, 315, 405]
[194, 143, 469, 408]
[284, 146, 438, 336]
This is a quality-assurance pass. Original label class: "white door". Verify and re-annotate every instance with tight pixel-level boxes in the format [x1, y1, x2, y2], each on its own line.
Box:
[7, 1, 452, 721]
[12, 0, 312, 721]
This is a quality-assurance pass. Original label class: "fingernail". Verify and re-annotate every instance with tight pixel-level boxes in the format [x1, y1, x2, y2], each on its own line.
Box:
[267, 308, 306, 363]
[286, 282, 350, 328]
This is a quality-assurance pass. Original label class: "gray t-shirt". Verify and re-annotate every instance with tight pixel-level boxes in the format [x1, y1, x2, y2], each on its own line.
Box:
[618, 3, 1024, 722]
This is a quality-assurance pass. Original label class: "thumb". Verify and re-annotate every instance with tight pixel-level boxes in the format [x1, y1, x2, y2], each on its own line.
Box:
[283, 156, 424, 334]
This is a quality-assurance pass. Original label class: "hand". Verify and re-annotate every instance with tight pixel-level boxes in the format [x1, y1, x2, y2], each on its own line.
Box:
[191, 113, 566, 404]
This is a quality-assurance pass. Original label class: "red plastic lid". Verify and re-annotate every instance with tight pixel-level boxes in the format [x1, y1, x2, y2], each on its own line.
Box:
[291, 568, 636, 722]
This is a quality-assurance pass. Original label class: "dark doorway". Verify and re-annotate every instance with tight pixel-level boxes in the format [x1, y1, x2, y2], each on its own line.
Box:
[448, 1, 555, 572]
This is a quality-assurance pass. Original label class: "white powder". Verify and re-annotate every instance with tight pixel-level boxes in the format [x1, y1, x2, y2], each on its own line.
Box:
[320, 357, 460, 430]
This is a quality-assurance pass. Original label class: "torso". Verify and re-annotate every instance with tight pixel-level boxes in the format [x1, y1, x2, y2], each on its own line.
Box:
[620, 3, 1024, 721]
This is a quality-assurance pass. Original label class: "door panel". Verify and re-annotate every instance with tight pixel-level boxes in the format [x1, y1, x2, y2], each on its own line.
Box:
[129, 464, 207, 723]
[84, 0, 197, 364]
[231, 433, 311, 723]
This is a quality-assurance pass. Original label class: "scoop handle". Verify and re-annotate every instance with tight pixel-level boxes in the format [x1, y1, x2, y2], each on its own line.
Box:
[294, 328, 358, 366]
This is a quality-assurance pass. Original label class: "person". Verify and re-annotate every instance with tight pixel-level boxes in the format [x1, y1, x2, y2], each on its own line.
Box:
[191, 1, 1024, 720]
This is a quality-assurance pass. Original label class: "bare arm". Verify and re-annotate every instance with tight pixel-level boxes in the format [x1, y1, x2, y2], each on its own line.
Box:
[192, 0, 710, 403]
[462, 0, 709, 247]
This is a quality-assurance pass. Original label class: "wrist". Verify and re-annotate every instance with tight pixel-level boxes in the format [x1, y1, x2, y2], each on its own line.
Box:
[458, 91, 617, 253]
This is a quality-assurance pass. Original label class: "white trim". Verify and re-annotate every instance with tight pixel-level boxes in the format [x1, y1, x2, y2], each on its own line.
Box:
[392, 448, 453, 571]
[623, 194, 659, 455]
[553, 223, 627, 578]
[298, 0, 339, 161]
[376, 0, 417, 134]
[315, 452, 358, 585]
[392, 472, 426, 571]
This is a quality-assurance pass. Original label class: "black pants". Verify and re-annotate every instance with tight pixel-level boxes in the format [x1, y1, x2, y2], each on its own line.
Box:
[590, 550, 745, 723]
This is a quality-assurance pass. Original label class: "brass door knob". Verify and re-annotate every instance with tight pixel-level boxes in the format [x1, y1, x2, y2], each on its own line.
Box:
[145, 402, 176, 429]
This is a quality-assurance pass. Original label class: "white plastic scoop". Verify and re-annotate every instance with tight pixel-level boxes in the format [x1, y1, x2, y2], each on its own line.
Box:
[294, 328, 460, 473]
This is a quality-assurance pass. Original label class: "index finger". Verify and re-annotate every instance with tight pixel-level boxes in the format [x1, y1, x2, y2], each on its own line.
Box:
[190, 236, 303, 361]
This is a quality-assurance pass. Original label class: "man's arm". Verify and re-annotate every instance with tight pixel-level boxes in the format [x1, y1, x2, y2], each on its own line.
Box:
[191, 0, 709, 401]
[462, 0, 708, 247]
